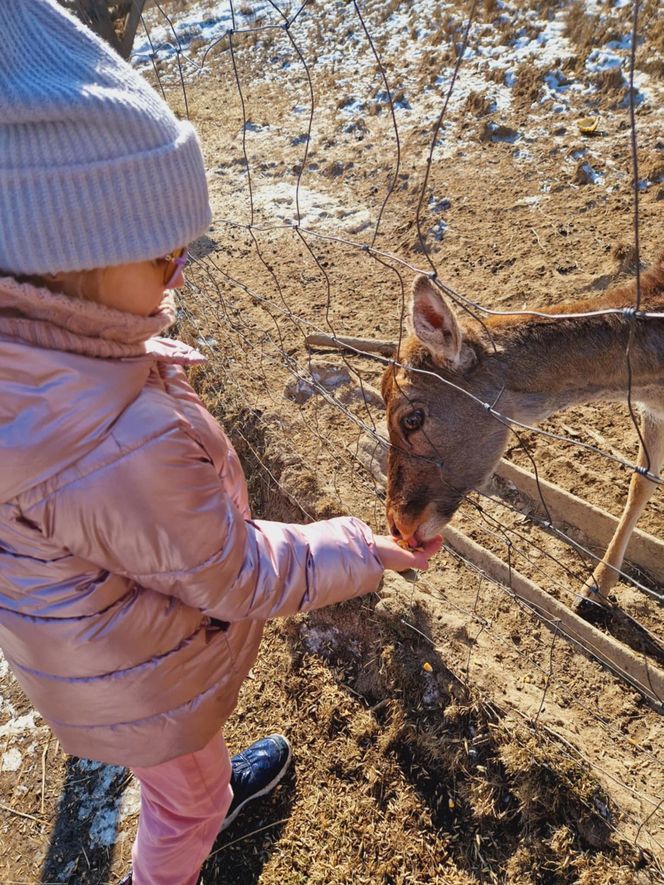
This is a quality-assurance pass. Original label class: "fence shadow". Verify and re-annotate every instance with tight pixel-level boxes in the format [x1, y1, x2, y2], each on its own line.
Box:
[285, 592, 645, 879]
[197, 767, 296, 884]
[41, 756, 128, 885]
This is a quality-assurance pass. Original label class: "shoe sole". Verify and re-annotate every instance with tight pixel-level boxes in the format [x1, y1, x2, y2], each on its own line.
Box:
[219, 737, 292, 832]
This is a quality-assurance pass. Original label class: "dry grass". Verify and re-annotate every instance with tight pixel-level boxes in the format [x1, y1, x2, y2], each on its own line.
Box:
[564, 2, 623, 60]
[464, 90, 495, 118]
[640, 12, 664, 78]
[512, 63, 544, 106]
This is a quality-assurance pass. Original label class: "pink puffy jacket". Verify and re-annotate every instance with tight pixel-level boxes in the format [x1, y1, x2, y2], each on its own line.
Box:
[0, 277, 384, 767]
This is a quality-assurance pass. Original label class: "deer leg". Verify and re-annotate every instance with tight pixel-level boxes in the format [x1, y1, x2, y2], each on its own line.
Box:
[580, 409, 664, 606]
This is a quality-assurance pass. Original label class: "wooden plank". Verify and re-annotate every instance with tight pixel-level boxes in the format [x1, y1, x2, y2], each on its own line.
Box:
[443, 525, 664, 709]
[495, 459, 664, 584]
[70, 1, 118, 50]
[305, 333, 396, 356]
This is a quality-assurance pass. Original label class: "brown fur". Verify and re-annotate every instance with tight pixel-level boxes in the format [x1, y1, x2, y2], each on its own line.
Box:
[484, 251, 664, 331]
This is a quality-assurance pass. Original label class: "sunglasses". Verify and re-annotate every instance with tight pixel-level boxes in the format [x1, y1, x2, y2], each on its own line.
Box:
[161, 246, 189, 287]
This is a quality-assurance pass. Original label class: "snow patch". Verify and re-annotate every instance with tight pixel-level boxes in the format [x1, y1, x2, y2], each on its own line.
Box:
[586, 48, 624, 73]
[73, 759, 127, 848]
[0, 711, 43, 738]
[119, 778, 142, 821]
[1, 748, 22, 772]
[256, 182, 372, 234]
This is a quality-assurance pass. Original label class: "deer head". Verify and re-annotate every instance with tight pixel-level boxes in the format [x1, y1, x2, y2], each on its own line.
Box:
[382, 275, 509, 545]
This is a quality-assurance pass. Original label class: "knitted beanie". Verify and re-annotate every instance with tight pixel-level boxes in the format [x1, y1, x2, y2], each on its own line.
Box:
[0, 0, 212, 276]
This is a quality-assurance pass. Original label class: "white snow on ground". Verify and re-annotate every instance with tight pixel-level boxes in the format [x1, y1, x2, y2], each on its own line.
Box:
[300, 622, 362, 658]
[300, 623, 341, 655]
[0, 647, 136, 852]
[70, 759, 129, 847]
[0, 709, 42, 739]
[1, 747, 22, 772]
[134, 0, 663, 219]
[0, 695, 47, 782]
[119, 778, 142, 820]
[133, 0, 271, 71]
[255, 182, 373, 233]
[132, 0, 659, 114]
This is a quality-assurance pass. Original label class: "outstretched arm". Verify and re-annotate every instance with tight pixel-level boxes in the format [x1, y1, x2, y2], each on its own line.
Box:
[32, 425, 440, 621]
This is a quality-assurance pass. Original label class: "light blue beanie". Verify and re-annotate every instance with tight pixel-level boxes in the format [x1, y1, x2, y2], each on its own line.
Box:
[0, 0, 212, 276]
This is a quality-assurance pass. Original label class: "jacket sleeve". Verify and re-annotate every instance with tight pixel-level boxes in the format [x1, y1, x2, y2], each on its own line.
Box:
[32, 425, 384, 621]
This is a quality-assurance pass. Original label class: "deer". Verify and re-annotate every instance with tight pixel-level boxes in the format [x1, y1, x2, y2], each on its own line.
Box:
[381, 255, 664, 613]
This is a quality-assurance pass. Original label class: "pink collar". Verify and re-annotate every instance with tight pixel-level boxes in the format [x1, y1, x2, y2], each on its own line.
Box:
[0, 276, 204, 364]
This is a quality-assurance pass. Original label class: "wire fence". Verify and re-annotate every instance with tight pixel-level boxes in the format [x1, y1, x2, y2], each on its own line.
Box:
[128, 0, 664, 866]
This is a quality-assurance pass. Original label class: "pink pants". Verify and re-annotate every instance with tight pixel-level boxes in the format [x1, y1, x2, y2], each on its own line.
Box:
[130, 733, 233, 885]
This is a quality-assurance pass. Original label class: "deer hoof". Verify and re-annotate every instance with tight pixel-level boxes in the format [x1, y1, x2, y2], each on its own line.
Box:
[573, 595, 608, 624]
[573, 584, 616, 624]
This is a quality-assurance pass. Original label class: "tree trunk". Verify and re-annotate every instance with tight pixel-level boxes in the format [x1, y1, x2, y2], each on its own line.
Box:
[59, 1, 147, 59]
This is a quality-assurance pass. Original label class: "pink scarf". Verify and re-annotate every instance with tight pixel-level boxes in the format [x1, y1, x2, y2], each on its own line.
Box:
[0, 276, 204, 364]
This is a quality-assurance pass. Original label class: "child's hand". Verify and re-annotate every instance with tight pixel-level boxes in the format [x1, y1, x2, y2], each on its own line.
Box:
[374, 535, 444, 573]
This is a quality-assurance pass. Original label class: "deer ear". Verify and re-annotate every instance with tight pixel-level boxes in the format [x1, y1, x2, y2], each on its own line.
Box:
[409, 275, 464, 368]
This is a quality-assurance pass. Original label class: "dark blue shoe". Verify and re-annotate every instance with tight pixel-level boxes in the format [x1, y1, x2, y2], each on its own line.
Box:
[220, 733, 292, 831]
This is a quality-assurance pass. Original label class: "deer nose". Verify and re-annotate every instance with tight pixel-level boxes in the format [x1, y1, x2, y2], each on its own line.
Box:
[387, 509, 419, 544]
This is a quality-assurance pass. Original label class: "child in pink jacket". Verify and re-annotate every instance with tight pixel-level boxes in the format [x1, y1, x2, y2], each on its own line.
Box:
[0, 3, 440, 883]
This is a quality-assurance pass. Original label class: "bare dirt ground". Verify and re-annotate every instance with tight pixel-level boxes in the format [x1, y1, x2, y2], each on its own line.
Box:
[2, 1, 664, 882]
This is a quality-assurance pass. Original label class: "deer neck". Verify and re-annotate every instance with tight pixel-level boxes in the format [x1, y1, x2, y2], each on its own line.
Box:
[481, 315, 664, 424]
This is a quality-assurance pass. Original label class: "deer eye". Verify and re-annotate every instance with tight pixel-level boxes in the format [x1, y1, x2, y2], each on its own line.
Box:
[401, 409, 425, 434]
